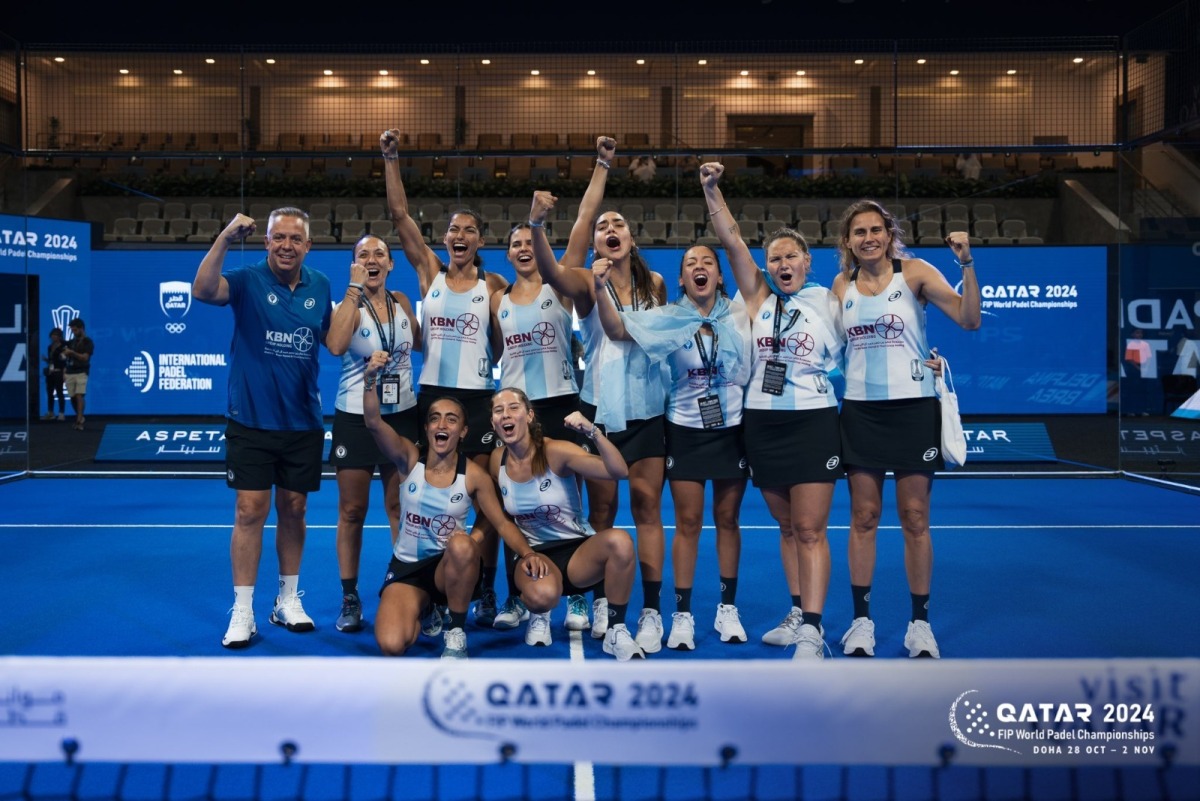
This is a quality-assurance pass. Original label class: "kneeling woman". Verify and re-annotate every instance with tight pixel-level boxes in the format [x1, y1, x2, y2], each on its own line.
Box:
[489, 387, 645, 661]
[362, 351, 525, 660]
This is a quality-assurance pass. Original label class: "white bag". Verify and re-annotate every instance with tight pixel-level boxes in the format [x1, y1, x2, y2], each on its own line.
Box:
[935, 356, 967, 468]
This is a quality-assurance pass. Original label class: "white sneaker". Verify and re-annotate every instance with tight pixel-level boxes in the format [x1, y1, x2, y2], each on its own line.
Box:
[269, 592, 315, 632]
[667, 611, 696, 651]
[441, 627, 468, 659]
[590, 598, 609, 639]
[222, 605, 256, 649]
[493, 596, 529, 630]
[840, 616, 876, 657]
[525, 611, 553, 646]
[904, 620, 941, 658]
[602, 623, 646, 662]
[565, 595, 590, 631]
[714, 603, 747, 643]
[634, 608, 663, 653]
[762, 606, 803, 646]
[791, 623, 828, 660]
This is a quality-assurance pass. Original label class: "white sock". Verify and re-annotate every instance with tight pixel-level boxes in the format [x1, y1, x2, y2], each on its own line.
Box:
[233, 585, 254, 608]
[278, 574, 300, 598]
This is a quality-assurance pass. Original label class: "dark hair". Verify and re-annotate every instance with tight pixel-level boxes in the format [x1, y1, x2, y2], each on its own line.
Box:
[353, 234, 392, 262]
[49, 327, 63, 338]
[677, 245, 728, 300]
[593, 211, 658, 309]
[69, 318, 85, 329]
[491, 387, 548, 476]
[446, 209, 485, 269]
[836, 199, 909, 277]
[506, 222, 532, 248]
[425, 396, 469, 443]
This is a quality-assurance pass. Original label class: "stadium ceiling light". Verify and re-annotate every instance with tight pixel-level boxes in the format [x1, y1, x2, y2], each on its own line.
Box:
[698, 59, 707, 65]
[530, 70, 540, 76]
[1073, 57, 1084, 64]
[916, 58, 927, 65]
[740, 70, 749, 76]
[379, 70, 388, 76]
[587, 69, 596, 75]
[854, 59, 865, 65]
[420, 59, 430, 65]
[54, 57, 64, 63]
[636, 59, 646, 65]
[1007, 69, 1017, 75]
[949, 69, 959, 75]
[173, 69, 183, 75]
[795, 70, 805, 76]
[205, 58, 215, 65]
[119, 69, 129, 74]
[481, 59, 491, 65]
[265, 59, 276, 65]
[323, 69, 333, 76]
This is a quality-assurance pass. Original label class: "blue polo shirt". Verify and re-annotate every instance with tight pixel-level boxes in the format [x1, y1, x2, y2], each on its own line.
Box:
[223, 259, 332, 431]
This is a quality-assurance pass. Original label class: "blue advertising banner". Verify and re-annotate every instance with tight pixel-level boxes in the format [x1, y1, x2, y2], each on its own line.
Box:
[95, 422, 335, 462]
[962, 422, 1056, 462]
[8, 234, 1108, 417]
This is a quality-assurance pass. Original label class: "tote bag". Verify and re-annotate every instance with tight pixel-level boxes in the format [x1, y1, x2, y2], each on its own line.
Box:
[935, 356, 967, 468]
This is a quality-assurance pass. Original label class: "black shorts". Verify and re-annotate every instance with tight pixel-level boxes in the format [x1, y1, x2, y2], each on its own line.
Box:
[743, 406, 843, 487]
[225, 419, 324, 493]
[665, 421, 749, 482]
[530, 393, 581, 443]
[380, 554, 446, 604]
[504, 537, 597, 596]
[329, 407, 419, 469]
[840, 397, 943, 472]
[417, 386, 497, 455]
[579, 401, 666, 465]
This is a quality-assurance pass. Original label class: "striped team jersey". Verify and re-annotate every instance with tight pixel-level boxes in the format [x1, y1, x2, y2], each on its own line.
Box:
[577, 305, 604, 405]
[333, 300, 416, 415]
[497, 453, 593, 547]
[841, 262, 935, 401]
[419, 271, 493, 389]
[497, 284, 578, 401]
[393, 454, 472, 563]
[744, 286, 843, 411]
[665, 304, 750, 428]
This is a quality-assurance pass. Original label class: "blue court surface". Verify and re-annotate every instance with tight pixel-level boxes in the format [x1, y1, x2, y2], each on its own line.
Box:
[1, 474, 1198, 801]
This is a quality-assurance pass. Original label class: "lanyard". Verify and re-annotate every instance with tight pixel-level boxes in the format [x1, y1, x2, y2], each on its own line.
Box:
[604, 272, 639, 311]
[694, 326, 719, 395]
[771, 295, 801, 356]
[361, 291, 396, 355]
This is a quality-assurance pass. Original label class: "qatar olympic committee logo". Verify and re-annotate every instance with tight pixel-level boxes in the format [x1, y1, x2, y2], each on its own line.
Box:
[159, 281, 192, 334]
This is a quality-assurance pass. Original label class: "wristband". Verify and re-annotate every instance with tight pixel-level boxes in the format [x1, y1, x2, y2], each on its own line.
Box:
[363, 379, 377, 391]
[347, 282, 365, 292]
[956, 260, 975, 269]
[596, 158, 611, 169]
[588, 424, 600, 441]
[382, 153, 399, 161]
[528, 219, 544, 228]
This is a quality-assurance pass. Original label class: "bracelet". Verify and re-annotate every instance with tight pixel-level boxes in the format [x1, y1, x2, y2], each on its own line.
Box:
[708, 204, 727, 217]
[596, 158, 611, 169]
[381, 153, 399, 161]
[363, 378, 377, 391]
[347, 282, 365, 292]
[528, 219, 544, 228]
[956, 260, 975, 269]
[588, 424, 600, 441]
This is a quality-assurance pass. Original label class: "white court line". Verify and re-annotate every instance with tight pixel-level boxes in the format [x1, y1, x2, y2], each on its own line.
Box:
[569, 628, 594, 801]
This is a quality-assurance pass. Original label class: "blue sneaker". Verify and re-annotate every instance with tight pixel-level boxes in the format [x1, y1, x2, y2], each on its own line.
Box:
[565, 595, 590, 631]
[493, 596, 529, 629]
[472, 588, 498, 627]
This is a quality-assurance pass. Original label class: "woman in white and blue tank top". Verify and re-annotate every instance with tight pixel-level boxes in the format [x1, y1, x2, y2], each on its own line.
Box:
[701, 162, 847, 661]
[593, 246, 755, 652]
[487, 387, 645, 661]
[831, 199, 980, 661]
[530, 136, 673, 655]
[325, 235, 420, 635]
[380, 128, 510, 625]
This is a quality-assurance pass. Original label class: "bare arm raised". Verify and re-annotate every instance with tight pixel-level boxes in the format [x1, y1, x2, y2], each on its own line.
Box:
[700, 163, 770, 312]
[193, 214, 256, 306]
[380, 129, 441, 296]
[552, 411, 629, 481]
[531, 190, 596, 316]
[561, 136, 617, 270]
[908, 232, 981, 330]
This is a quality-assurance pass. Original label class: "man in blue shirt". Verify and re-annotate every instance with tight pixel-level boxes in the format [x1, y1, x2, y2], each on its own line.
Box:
[194, 208, 332, 648]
